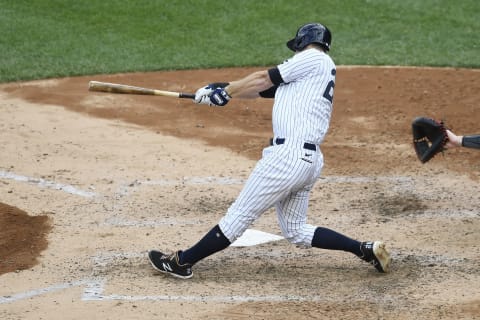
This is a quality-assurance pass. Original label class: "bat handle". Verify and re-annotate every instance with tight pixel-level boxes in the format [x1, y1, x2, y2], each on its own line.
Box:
[179, 93, 195, 99]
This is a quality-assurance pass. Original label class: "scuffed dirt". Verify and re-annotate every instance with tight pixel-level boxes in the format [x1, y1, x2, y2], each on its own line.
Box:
[0, 67, 479, 319]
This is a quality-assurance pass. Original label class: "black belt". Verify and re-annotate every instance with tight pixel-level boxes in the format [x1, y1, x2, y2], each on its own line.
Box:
[269, 138, 317, 151]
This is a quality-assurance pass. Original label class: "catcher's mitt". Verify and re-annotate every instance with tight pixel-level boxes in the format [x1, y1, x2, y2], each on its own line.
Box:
[412, 116, 448, 163]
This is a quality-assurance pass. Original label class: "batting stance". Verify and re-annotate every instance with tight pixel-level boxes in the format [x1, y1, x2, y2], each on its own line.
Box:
[149, 22, 391, 279]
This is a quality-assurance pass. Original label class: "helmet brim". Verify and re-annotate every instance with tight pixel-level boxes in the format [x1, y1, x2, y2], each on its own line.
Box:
[286, 38, 296, 51]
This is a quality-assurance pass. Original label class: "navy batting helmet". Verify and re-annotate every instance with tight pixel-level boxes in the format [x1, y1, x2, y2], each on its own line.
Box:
[286, 23, 332, 52]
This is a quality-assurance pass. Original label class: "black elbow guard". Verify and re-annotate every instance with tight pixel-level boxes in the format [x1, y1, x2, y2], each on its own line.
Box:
[268, 67, 284, 86]
[259, 86, 278, 98]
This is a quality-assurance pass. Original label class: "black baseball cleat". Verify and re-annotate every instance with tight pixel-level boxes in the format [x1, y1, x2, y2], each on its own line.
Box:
[359, 241, 391, 273]
[148, 250, 193, 279]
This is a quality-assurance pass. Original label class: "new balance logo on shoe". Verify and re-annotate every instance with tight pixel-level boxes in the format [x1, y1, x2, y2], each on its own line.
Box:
[148, 250, 193, 279]
[162, 262, 173, 272]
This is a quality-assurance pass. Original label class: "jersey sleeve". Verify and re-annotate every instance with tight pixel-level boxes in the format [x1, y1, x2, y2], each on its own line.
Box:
[277, 49, 324, 84]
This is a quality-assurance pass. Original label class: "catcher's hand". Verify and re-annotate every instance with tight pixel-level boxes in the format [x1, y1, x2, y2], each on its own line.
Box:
[412, 116, 448, 163]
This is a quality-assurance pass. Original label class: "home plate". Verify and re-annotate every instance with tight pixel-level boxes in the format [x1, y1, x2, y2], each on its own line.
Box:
[231, 229, 284, 247]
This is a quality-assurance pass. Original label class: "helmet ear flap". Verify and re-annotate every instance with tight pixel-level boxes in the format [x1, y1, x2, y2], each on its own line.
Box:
[294, 35, 306, 51]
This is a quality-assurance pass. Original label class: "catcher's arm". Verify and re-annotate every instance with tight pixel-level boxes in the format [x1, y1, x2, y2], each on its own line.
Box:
[462, 135, 480, 149]
[446, 130, 480, 150]
[446, 130, 462, 148]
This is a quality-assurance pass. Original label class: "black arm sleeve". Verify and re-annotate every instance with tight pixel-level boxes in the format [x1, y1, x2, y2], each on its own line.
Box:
[259, 86, 278, 98]
[268, 67, 284, 86]
[462, 135, 480, 149]
[258, 67, 284, 98]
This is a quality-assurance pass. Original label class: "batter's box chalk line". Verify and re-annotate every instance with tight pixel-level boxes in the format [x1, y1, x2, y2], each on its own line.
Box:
[2, 234, 410, 305]
[82, 248, 329, 303]
[140, 176, 246, 186]
[0, 170, 97, 198]
[129, 175, 414, 187]
[0, 229, 284, 304]
[0, 279, 89, 304]
[0, 170, 414, 199]
[114, 175, 414, 194]
[83, 248, 400, 303]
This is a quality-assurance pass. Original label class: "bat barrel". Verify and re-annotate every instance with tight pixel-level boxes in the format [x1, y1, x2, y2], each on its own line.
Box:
[88, 81, 194, 99]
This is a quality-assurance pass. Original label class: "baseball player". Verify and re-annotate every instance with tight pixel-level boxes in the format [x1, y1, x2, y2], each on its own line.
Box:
[149, 22, 391, 279]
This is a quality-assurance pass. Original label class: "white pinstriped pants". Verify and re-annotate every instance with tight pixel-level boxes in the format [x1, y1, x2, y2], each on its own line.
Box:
[219, 141, 323, 247]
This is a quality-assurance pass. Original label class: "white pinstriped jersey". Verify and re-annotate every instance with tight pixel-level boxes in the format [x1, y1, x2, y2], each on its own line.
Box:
[273, 48, 336, 145]
[219, 47, 336, 246]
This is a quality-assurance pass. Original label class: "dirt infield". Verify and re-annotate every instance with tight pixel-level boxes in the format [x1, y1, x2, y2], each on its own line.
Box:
[0, 67, 479, 319]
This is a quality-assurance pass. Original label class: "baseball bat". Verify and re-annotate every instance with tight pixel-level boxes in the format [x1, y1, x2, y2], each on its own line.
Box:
[88, 81, 195, 99]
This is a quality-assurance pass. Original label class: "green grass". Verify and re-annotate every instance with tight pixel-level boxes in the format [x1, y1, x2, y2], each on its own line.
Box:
[0, 0, 478, 83]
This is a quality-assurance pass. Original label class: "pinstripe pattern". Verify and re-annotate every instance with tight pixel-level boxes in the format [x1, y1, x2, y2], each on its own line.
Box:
[274, 48, 335, 144]
[219, 47, 335, 247]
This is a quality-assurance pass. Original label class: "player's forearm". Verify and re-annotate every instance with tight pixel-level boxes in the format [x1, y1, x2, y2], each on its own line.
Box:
[226, 70, 272, 99]
[462, 134, 480, 149]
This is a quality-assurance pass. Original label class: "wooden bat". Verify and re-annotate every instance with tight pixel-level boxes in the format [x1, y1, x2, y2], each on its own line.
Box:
[88, 81, 195, 99]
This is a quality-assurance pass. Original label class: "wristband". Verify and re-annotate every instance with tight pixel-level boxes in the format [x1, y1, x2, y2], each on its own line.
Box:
[461, 135, 480, 149]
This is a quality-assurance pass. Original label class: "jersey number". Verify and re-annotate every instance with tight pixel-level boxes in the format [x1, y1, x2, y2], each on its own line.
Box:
[323, 68, 336, 103]
[323, 79, 335, 103]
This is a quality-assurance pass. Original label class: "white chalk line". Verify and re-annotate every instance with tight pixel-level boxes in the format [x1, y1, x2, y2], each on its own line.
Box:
[0, 170, 96, 198]
[0, 231, 286, 305]
[0, 279, 88, 304]
[0, 171, 414, 199]
[0, 168, 469, 304]
[110, 175, 414, 199]
[318, 175, 414, 184]
[81, 277, 325, 303]
[0, 249, 324, 304]
[84, 292, 326, 303]
[103, 216, 203, 227]
[136, 175, 414, 186]
[139, 176, 246, 186]
[81, 252, 373, 303]
[2, 249, 470, 304]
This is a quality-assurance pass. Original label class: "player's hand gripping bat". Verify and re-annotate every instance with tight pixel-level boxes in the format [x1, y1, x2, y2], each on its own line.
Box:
[88, 81, 195, 99]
